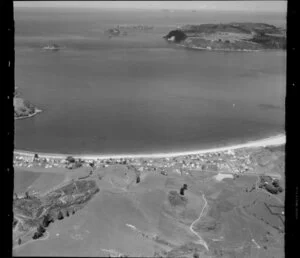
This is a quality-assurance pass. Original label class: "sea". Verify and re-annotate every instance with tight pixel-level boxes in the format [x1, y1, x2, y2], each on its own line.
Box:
[14, 7, 286, 155]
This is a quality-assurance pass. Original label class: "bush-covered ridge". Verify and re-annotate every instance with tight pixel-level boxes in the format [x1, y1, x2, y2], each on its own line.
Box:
[13, 179, 99, 246]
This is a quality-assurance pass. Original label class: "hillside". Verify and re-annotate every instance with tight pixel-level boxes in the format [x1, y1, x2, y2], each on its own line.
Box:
[164, 23, 286, 51]
[13, 178, 100, 247]
[13, 145, 285, 257]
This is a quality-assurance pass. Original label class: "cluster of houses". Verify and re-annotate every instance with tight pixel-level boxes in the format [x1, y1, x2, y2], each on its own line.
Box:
[14, 147, 254, 177]
[14, 154, 67, 169]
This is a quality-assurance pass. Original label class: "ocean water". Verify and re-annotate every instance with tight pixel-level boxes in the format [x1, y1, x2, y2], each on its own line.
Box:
[14, 8, 286, 154]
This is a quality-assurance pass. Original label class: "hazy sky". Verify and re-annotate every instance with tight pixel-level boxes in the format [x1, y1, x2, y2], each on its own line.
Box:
[14, 1, 287, 13]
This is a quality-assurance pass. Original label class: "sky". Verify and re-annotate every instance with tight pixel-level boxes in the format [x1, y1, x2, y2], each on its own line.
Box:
[14, 1, 287, 13]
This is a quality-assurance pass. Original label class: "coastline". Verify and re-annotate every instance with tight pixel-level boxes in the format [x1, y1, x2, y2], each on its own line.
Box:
[14, 133, 285, 161]
[15, 109, 42, 120]
[177, 44, 262, 52]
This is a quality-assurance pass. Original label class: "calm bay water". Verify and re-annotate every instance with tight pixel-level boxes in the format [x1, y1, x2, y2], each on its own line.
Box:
[14, 8, 286, 154]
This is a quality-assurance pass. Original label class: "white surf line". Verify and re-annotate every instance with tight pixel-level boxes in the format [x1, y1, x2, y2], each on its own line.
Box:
[14, 134, 285, 161]
[189, 194, 209, 251]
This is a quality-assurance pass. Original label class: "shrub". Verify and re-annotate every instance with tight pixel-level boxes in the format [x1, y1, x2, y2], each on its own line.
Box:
[272, 179, 280, 188]
[136, 176, 140, 184]
[168, 190, 188, 206]
[57, 211, 64, 220]
[66, 156, 75, 163]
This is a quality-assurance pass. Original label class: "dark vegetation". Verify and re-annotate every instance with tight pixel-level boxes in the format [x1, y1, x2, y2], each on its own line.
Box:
[127, 164, 141, 183]
[163, 30, 187, 42]
[13, 179, 99, 242]
[181, 23, 283, 35]
[248, 33, 286, 49]
[136, 176, 140, 183]
[259, 176, 283, 194]
[66, 156, 76, 163]
[65, 156, 85, 169]
[13, 217, 18, 228]
[168, 190, 188, 207]
[179, 184, 188, 196]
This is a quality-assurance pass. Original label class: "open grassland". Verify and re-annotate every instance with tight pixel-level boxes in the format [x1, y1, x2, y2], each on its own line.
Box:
[14, 145, 284, 257]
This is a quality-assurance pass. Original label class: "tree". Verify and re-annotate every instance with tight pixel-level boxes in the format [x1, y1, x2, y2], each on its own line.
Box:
[42, 214, 54, 228]
[66, 156, 75, 163]
[37, 225, 46, 234]
[34, 153, 39, 160]
[180, 188, 185, 195]
[74, 160, 83, 168]
[193, 253, 200, 258]
[89, 161, 95, 168]
[25, 191, 29, 199]
[272, 179, 280, 188]
[57, 211, 64, 220]
[136, 176, 140, 184]
[180, 184, 188, 195]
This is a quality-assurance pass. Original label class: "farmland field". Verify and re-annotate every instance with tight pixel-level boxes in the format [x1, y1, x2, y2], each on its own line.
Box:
[14, 157, 284, 257]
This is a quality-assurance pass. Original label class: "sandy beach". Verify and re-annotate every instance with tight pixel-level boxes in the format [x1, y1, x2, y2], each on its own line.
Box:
[14, 133, 285, 161]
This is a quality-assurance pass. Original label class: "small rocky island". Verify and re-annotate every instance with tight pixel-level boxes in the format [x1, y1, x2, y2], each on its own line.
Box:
[14, 88, 41, 119]
[105, 24, 154, 38]
[43, 43, 60, 51]
[164, 22, 286, 51]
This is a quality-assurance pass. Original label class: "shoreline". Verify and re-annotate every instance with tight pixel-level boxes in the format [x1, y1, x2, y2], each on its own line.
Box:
[15, 109, 42, 120]
[177, 44, 286, 53]
[178, 44, 262, 52]
[14, 133, 285, 161]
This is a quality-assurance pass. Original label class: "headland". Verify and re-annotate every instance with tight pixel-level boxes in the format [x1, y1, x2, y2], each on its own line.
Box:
[14, 89, 42, 120]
